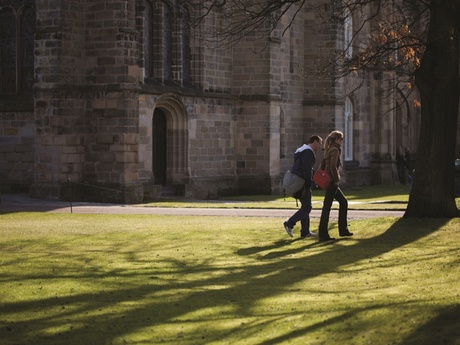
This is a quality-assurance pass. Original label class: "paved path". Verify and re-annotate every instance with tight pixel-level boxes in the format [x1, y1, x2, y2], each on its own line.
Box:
[0, 193, 404, 219]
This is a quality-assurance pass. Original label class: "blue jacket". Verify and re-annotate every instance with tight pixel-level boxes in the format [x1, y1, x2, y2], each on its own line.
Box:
[291, 144, 316, 187]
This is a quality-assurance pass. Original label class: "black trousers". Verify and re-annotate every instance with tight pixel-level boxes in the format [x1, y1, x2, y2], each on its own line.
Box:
[318, 183, 348, 237]
[286, 187, 312, 236]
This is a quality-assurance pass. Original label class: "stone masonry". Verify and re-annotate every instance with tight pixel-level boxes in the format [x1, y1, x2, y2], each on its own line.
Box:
[0, 0, 431, 202]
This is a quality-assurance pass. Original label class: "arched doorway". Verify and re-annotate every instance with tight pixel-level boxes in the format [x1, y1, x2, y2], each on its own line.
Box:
[148, 93, 189, 190]
[153, 108, 167, 185]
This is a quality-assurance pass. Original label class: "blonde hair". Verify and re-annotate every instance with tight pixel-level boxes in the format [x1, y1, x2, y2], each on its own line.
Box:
[324, 130, 344, 151]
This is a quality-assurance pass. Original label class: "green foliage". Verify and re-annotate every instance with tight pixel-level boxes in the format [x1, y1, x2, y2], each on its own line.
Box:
[0, 213, 459, 345]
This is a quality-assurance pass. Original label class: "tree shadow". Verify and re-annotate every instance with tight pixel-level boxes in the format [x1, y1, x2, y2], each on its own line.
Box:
[400, 304, 460, 345]
[236, 239, 295, 256]
[0, 217, 453, 344]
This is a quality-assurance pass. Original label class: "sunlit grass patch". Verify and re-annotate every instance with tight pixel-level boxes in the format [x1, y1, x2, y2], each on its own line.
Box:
[0, 213, 459, 345]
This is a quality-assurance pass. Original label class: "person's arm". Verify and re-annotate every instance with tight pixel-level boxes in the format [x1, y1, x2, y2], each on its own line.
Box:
[301, 150, 315, 185]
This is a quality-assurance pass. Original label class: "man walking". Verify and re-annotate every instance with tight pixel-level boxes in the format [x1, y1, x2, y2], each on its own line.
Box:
[283, 135, 323, 238]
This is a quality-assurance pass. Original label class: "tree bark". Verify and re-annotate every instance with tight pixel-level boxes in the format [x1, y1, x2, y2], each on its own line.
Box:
[405, 0, 460, 218]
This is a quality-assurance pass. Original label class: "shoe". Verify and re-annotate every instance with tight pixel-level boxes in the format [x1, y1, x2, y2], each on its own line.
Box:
[319, 236, 336, 242]
[283, 222, 293, 237]
[339, 229, 353, 237]
[300, 231, 317, 238]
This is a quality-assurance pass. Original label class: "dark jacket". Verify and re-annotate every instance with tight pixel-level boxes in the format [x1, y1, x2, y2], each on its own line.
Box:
[291, 144, 316, 188]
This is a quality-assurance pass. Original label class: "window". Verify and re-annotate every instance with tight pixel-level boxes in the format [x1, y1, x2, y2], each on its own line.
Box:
[343, 7, 353, 59]
[142, 0, 191, 85]
[162, 2, 172, 80]
[0, 0, 35, 95]
[180, 4, 191, 84]
[142, 0, 172, 81]
[143, 0, 154, 79]
[344, 97, 353, 161]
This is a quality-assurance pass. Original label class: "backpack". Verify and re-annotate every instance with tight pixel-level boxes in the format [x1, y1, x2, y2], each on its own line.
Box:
[282, 170, 305, 196]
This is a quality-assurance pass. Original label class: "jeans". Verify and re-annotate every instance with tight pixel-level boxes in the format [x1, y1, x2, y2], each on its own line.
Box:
[318, 184, 348, 238]
[286, 187, 312, 236]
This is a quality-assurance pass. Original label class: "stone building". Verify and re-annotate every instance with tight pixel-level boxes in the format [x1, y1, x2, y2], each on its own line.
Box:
[0, 0, 425, 203]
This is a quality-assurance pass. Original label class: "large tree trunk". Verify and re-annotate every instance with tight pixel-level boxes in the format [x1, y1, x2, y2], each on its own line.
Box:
[405, 0, 460, 218]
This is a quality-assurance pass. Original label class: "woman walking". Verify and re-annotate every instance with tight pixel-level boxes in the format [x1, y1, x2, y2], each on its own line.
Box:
[318, 130, 353, 241]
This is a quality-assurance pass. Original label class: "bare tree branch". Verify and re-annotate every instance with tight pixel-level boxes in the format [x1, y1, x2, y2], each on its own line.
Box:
[187, 0, 305, 48]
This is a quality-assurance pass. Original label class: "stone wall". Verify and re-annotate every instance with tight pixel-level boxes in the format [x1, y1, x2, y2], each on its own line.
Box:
[0, 0, 426, 202]
[28, 0, 144, 203]
[0, 110, 34, 191]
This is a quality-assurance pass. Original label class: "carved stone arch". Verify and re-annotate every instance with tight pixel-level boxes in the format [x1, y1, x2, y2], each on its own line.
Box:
[154, 93, 189, 184]
[346, 92, 360, 115]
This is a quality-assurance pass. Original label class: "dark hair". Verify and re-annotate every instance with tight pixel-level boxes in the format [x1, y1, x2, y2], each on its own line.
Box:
[308, 135, 322, 144]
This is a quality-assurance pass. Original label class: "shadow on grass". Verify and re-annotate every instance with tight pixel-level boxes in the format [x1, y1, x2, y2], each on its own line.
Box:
[401, 304, 460, 345]
[0, 218, 453, 344]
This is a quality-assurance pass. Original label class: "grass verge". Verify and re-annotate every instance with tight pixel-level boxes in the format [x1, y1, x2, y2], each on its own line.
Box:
[141, 184, 460, 211]
[0, 213, 459, 345]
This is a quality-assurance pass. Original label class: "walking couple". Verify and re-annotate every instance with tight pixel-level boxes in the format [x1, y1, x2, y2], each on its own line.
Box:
[283, 130, 353, 242]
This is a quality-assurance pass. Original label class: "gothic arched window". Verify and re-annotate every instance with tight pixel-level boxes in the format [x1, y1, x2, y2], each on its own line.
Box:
[0, 1, 35, 95]
[180, 4, 191, 85]
[141, 0, 191, 86]
[143, 0, 154, 79]
[162, 2, 172, 80]
[344, 7, 353, 59]
[344, 97, 354, 161]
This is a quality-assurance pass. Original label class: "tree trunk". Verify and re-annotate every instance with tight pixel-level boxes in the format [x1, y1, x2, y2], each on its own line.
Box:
[405, 0, 460, 218]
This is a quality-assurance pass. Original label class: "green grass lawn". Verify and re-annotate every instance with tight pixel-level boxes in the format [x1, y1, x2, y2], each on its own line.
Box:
[0, 212, 459, 345]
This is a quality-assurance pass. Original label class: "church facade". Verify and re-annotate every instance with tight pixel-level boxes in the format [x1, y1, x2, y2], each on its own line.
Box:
[0, 0, 422, 203]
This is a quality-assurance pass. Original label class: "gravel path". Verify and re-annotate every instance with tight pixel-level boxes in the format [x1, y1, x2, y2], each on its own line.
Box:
[0, 193, 404, 219]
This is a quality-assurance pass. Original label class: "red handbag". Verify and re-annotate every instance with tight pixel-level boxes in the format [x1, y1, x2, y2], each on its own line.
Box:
[313, 169, 332, 190]
[314, 157, 333, 190]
